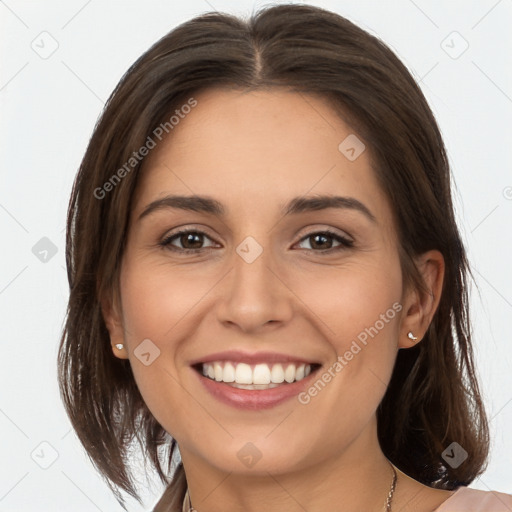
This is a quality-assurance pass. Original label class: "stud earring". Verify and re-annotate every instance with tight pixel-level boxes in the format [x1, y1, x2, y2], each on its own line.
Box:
[407, 332, 418, 341]
[115, 343, 124, 350]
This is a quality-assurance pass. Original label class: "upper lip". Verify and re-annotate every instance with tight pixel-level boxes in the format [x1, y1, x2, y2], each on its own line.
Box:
[189, 350, 320, 366]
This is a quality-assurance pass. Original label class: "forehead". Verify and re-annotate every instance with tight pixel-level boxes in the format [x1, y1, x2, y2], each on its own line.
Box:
[133, 88, 391, 225]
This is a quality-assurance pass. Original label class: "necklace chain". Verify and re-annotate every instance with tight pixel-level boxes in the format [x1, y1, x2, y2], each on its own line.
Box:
[386, 461, 398, 511]
[183, 460, 398, 512]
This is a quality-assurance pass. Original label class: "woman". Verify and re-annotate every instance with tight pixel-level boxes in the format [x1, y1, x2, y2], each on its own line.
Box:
[57, 4, 512, 511]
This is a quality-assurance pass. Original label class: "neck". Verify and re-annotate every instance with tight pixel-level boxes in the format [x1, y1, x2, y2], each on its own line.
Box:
[180, 417, 397, 512]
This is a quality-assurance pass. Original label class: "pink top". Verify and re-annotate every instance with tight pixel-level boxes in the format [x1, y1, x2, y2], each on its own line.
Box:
[434, 487, 512, 511]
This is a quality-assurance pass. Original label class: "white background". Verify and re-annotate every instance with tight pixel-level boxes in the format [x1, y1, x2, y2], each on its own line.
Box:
[1, 0, 511, 510]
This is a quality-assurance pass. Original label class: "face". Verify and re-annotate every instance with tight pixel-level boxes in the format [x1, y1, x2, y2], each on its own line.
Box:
[105, 88, 435, 478]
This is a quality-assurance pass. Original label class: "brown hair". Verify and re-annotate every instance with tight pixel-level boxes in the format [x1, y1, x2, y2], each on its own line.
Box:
[57, 4, 490, 511]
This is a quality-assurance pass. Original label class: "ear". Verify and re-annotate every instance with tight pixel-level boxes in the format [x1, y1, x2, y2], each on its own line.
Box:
[101, 289, 129, 360]
[398, 249, 445, 349]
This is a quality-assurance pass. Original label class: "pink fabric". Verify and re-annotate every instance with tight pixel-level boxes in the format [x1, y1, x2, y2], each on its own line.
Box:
[434, 487, 512, 511]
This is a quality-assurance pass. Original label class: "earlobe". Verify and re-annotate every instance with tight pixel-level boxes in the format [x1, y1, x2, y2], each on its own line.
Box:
[101, 292, 129, 360]
[398, 250, 445, 349]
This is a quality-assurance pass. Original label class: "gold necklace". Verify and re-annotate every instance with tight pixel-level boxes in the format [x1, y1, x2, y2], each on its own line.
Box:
[386, 461, 398, 511]
[183, 460, 398, 512]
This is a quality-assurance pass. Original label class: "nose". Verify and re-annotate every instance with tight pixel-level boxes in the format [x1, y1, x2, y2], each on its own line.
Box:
[216, 239, 294, 333]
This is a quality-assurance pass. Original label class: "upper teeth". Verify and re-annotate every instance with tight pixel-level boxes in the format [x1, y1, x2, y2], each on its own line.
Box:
[202, 361, 312, 385]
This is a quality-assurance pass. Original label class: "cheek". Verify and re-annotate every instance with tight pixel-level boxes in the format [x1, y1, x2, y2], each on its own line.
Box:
[117, 259, 204, 434]
[120, 259, 207, 340]
[292, 258, 403, 347]
[289, 260, 402, 422]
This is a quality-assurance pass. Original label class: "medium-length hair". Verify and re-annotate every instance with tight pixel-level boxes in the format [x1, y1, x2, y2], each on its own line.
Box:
[58, 4, 489, 511]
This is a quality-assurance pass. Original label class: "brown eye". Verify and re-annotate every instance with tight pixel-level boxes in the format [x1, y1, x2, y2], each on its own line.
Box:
[177, 232, 205, 249]
[296, 230, 353, 252]
[160, 230, 217, 252]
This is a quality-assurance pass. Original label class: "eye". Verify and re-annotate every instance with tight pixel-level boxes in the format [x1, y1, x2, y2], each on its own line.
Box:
[159, 228, 354, 254]
[295, 230, 354, 252]
[160, 229, 218, 252]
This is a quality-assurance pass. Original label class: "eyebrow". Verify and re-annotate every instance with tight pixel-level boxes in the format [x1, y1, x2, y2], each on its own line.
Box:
[138, 194, 377, 223]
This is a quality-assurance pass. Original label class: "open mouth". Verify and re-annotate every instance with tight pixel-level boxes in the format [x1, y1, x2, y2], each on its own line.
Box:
[192, 361, 322, 390]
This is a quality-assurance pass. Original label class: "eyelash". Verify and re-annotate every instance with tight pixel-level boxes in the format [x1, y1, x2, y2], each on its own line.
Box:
[159, 228, 354, 254]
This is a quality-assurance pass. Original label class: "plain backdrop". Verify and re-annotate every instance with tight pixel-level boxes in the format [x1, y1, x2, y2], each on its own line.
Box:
[1, 0, 511, 510]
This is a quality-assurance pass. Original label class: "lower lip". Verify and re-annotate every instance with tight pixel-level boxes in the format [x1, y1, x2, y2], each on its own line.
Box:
[193, 367, 319, 410]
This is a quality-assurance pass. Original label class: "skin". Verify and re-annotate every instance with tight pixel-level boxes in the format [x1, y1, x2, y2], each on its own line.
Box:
[103, 88, 455, 512]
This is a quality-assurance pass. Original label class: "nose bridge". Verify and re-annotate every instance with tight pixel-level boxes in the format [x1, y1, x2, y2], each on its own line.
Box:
[217, 233, 292, 331]
[234, 235, 271, 291]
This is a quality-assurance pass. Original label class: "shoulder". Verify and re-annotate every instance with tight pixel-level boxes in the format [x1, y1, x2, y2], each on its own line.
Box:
[435, 486, 512, 511]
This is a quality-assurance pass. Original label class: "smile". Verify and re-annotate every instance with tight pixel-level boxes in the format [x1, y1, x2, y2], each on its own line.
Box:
[197, 361, 320, 388]
[191, 361, 322, 409]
